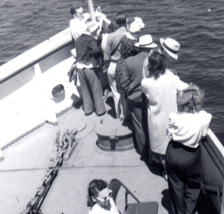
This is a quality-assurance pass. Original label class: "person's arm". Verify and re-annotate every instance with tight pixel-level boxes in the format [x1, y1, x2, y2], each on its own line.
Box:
[142, 57, 149, 79]
[83, 13, 91, 23]
[166, 112, 176, 140]
[104, 35, 112, 61]
[88, 39, 102, 58]
[201, 111, 212, 137]
[120, 61, 130, 98]
[169, 70, 189, 91]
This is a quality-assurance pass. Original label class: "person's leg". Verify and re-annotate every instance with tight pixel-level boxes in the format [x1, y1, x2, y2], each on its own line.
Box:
[107, 62, 122, 118]
[184, 147, 201, 214]
[166, 141, 186, 214]
[159, 154, 168, 180]
[128, 99, 146, 155]
[121, 97, 130, 122]
[78, 69, 94, 114]
[184, 185, 201, 214]
[85, 68, 106, 115]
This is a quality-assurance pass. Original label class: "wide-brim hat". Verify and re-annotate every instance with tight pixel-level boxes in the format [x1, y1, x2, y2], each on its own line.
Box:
[135, 35, 157, 48]
[160, 38, 180, 60]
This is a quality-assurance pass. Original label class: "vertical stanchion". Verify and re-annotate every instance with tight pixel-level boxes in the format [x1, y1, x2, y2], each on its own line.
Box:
[87, 0, 96, 21]
[221, 179, 224, 214]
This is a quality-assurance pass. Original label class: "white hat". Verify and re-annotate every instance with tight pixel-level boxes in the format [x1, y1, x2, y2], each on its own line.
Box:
[135, 35, 157, 48]
[160, 38, 180, 60]
[129, 17, 145, 33]
[87, 21, 99, 33]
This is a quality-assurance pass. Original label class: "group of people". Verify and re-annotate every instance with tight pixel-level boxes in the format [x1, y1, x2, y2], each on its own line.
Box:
[69, 4, 212, 214]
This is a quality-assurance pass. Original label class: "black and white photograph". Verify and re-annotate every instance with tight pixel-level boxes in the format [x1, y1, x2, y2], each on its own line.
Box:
[0, 0, 224, 213]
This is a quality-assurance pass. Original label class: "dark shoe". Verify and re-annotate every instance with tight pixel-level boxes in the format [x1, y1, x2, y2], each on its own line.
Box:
[85, 111, 94, 116]
[97, 111, 106, 116]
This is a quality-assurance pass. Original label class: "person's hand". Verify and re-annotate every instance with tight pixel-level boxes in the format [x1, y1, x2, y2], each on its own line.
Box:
[95, 9, 106, 22]
[96, 6, 102, 13]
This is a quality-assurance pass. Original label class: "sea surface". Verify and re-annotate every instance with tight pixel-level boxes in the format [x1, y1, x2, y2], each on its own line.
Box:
[0, 0, 224, 134]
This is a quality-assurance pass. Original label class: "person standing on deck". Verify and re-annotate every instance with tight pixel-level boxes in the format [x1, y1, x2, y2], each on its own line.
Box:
[166, 84, 212, 214]
[115, 17, 145, 122]
[120, 35, 157, 157]
[76, 21, 106, 116]
[104, 12, 128, 119]
[141, 51, 189, 175]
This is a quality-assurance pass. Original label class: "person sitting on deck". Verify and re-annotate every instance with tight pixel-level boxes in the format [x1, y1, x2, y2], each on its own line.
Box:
[87, 179, 119, 214]
[75, 21, 106, 116]
[166, 84, 212, 214]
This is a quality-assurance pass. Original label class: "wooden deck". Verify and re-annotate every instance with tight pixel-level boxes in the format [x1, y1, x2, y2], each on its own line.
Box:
[0, 106, 172, 214]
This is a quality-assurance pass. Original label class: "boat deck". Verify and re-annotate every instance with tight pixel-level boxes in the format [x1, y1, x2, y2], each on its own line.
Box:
[0, 104, 173, 214]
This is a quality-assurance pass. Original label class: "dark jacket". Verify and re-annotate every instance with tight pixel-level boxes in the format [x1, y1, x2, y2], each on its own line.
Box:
[76, 33, 102, 68]
[120, 52, 149, 102]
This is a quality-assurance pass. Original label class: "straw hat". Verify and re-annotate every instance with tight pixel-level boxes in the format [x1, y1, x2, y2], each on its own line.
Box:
[135, 35, 157, 48]
[160, 38, 180, 60]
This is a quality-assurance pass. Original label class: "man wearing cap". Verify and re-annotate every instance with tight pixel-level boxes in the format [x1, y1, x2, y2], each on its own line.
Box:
[75, 21, 106, 116]
[120, 34, 157, 157]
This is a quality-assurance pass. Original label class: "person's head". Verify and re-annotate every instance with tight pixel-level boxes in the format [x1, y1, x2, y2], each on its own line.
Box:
[146, 51, 166, 79]
[70, 4, 84, 20]
[116, 11, 127, 27]
[87, 179, 112, 210]
[177, 84, 204, 113]
[160, 38, 180, 60]
[86, 21, 100, 36]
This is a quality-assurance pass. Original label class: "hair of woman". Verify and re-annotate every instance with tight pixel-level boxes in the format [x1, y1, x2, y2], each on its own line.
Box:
[116, 12, 127, 27]
[147, 51, 167, 79]
[87, 179, 108, 207]
[177, 84, 204, 113]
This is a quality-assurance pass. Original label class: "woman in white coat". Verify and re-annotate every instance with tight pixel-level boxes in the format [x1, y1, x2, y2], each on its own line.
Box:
[141, 51, 188, 173]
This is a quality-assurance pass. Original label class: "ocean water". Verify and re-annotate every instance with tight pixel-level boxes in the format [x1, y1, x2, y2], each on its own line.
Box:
[0, 0, 224, 133]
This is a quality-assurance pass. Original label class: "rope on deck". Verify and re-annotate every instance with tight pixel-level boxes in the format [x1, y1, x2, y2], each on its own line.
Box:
[1, 105, 74, 151]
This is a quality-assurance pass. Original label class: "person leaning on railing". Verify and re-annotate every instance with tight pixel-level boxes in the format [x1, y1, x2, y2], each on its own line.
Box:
[141, 51, 189, 175]
[166, 84, 212, 214]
